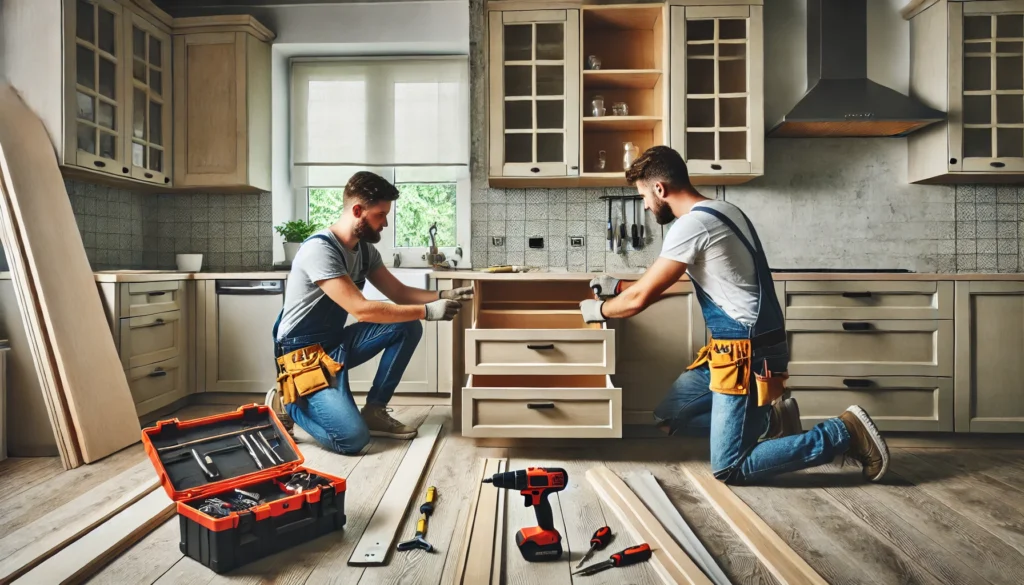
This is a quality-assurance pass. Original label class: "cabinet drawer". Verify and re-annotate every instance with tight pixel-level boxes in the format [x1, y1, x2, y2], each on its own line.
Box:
[120, 281, 183, 318]
[119, 310, 184, 369]
[783, 281, 953, 320]
[462, 374, 621, 438]
[787, 319, 953, 377]
[786, 376, 953, 432]
[128, 356, 187, 416]
[466, 329, 614, 375]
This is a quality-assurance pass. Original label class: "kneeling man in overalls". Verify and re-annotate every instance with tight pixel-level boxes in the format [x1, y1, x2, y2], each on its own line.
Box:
[581, 146, 889, 484]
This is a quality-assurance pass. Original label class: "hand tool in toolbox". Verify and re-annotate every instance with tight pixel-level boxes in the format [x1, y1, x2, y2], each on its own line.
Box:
[575, 526, 612, 568]
[483, 467, 568, 561]
[141, 404, 347, 575]
[397, 486, 438, 552]
[572, 543, 653, 576]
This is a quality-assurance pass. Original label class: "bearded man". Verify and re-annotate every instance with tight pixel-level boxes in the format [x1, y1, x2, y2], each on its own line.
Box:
[268, 171, 471, 454]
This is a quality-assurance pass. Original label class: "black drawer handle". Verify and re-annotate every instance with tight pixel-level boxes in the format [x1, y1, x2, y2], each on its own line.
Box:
[139, 318, 166, 328]
[842, 322, 872, 331]
[148, 368, 167, 378]
[711, 164, 722, 170]
[843, 378, 873, 388]
[147, 291, 166, 296]
[842, 291, 872, 298]
[527, 402, 555, 410]
[93, 160, 106, 168]
[530, 167, 540, 173]
[991, 161, 1006, 168]
[527, 343, 555, 350]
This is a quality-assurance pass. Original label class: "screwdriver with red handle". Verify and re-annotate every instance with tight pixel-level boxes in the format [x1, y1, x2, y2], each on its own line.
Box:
[575, 526, 612, 568]
[572, 543, 653, 576]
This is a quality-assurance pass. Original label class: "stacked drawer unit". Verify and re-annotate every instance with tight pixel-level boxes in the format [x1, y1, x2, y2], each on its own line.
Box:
[101, 280, 190, 417]
[461, 280, 621, 438]
[782, 280, 954, 432]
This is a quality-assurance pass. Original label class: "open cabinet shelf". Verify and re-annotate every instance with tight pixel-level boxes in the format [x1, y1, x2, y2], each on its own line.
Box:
[582, 70, 663, 90]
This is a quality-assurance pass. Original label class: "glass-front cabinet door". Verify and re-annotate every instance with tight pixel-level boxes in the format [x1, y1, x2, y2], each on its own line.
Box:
[72, 0, 127, 176]
[670, 5, 763, 176]
[124, 10, 172, 184]
[958, 8, 1024, 172]
[488, 10, 580, 178]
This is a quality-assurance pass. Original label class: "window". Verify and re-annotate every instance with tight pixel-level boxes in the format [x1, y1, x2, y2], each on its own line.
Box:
[290, 57, 470, 266]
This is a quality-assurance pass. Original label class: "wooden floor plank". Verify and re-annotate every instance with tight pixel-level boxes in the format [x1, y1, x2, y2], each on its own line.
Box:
[890, 449, 1024, 556]
[920, 449, 1024, 497]
[86, 517, 182, 585]
[0, 458, 63, 505]
[503, 455, 571, 585]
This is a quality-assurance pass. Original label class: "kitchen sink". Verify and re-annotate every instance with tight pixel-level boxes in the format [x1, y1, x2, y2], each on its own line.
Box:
[363, 268, 431, 301]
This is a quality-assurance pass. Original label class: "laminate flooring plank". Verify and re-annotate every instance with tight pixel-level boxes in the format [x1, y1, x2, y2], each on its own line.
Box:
[605, 458, 778, 585]
[358, 419, 500, 585]
[920, 449, 1024, 497]
[0, 457, 63, 505]
[85, 517, 181, 585]
[779, 464, 998, 585]
[0, 444, 144, 540]
[890, 449, 1024, 556]
[504, 455, 571, 585]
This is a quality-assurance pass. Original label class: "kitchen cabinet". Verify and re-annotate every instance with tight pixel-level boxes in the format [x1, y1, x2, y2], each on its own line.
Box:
[954, 281, 1024, 432]
[124, 8, 173, 185]
[172, 17, 273, 192]
[669, 3, 764, 183]
[908, 0, 1024, 183]
[345, 316, 439, 394]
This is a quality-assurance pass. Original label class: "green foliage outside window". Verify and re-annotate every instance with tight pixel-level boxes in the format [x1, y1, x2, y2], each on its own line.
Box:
[307, 183, 456, 248]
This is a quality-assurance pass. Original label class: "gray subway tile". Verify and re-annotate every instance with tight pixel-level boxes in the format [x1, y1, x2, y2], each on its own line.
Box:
[978, 185, 997, 203]
[978, 221, 997, 238]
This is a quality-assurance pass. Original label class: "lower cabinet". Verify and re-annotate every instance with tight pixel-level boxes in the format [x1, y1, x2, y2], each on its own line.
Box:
[345, 314, 438, 394]
[954, 281, 1024, 433]
[786, 376, 953, 432]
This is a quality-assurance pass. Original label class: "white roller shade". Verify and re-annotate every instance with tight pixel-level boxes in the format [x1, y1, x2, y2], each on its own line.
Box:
[290, 56, 469, 187]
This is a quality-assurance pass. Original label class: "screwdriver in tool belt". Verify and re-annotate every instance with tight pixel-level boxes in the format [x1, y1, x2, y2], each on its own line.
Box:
[572, 543, 652, 576]
[575, 526, 612, 568]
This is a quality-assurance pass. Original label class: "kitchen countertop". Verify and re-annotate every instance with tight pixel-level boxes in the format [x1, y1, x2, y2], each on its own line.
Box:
[92, 270, 290, 282]
[429, 269, 1024, 281]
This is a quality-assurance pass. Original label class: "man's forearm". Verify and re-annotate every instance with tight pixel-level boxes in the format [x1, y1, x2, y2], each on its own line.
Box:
[388, 285, 441, 306]
[599, 287, 649, 319]
[352, 300, 426, 323]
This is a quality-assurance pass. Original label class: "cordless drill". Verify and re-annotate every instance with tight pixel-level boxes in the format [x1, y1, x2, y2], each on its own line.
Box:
[483, 467, 568, 562]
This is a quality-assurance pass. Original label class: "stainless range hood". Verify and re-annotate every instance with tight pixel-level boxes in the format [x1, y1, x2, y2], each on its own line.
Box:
[769, 0, 945, 138]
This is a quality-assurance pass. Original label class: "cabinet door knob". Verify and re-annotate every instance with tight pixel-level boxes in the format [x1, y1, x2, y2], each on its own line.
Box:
[527, 343, 555, 350]
[530, 167, 540, 173]
[711, 164, 722, 171]
[991, 161, 1006, 168]
[526, 402, 555, 409]
[843, 378, 872, 388]
[93, 161, 106, 168]
[841, 321, 872, 331]
[145, 172, 154, 179]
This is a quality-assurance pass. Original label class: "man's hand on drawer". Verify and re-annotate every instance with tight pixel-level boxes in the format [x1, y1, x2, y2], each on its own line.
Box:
[579, 299, 606, 323]
[440, 285, 474, 302]
[589, 275, 621, 298]
[425, 298, 461, 321]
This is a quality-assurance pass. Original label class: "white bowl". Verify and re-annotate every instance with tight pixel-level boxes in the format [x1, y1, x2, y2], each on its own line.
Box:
[176, 254, 203, 272]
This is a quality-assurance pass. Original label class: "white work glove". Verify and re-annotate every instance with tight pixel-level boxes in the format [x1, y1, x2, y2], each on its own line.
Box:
[440, 285, 474, 302]
[425, 299, 460, 321]
[579, 299, 606, 323]
[589, 274, 621, 298]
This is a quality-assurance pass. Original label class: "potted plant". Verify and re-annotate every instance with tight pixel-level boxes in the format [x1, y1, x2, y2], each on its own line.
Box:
[274, 219, 321, 263]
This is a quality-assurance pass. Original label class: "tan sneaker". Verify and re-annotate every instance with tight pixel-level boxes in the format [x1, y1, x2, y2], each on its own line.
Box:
[761, 397, 803, 441]
[838, 405, 889, 482]
[361, 404, 418, 439]
[264, 388, 295, 437]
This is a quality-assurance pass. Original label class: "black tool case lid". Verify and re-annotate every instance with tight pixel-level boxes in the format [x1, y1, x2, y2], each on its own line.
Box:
[141, 404, 303, 501]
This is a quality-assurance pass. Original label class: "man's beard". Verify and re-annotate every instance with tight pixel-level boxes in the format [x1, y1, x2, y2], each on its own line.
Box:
[651, 198, 675, 225]
[355, 218, 382, 243]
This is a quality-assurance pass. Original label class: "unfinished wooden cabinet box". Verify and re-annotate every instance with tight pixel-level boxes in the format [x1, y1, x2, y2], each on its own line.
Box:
[669, 2, 764, 184]
[172, 17, 273, 192]
[2, 0, 174, 186]
[782, 280, 955, 432]
[462, 279, 621, 438]
[908, 0, 1024, 183]
[954, 281, 1024, 432]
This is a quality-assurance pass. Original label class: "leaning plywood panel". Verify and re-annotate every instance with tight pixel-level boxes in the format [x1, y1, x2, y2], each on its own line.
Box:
[0, 84, 141, 463]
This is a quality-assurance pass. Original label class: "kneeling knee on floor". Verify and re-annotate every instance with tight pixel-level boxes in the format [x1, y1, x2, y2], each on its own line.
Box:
[329, 426, 370, 455]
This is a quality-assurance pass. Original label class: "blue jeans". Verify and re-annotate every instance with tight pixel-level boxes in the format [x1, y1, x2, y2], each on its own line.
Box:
[653, 363, 851, 484]
[282, 320, 423, 455]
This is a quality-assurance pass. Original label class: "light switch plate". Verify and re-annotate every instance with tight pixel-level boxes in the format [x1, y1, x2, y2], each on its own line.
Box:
[569, 236, 585, 247]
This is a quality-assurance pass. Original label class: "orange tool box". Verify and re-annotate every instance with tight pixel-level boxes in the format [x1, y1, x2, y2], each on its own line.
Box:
[141, 404, 346, 574]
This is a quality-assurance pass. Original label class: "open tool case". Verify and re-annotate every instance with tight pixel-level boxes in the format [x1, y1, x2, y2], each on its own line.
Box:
[142, 404, 346, 574]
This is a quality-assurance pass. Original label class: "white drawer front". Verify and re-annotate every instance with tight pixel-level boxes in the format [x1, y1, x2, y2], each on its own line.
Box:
[121, 281, 183, 318]
[466, 328, 615, 375]
[462, 374, 621, 438]
[128, 356, 186, 416]
[783, 281, 953, 320]
[786, 376, 953, 432]
[119, 310, 183, 369]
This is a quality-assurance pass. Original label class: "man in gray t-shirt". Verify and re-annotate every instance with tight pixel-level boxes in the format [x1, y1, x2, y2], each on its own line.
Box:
[269, 171, 472, 455]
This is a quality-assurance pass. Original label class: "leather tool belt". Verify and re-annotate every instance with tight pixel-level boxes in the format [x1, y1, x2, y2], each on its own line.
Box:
[275, 344, 343, 406]
[686, 333, 788, 407]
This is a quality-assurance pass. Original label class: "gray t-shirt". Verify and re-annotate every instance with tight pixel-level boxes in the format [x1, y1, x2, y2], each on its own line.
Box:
[277, 229, 384, 340]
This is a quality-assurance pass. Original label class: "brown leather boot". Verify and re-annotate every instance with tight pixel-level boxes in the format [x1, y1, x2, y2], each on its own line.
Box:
[761, 397, 803, 441]
[838, 405, 889, 482]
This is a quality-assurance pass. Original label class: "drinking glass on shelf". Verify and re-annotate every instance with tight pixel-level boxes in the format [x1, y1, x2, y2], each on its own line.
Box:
[597, 150, 607, 171]
[587, 55, 602, 70]
[623, 142, 639, 169]
[612, 102, 628, 116]
[591, 95, 606, 117]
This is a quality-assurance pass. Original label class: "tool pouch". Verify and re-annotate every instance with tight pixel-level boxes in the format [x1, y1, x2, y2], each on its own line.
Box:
[707, 338, 751, 396]
[754, 359, 789, 407]
[275, 344, 343, 405]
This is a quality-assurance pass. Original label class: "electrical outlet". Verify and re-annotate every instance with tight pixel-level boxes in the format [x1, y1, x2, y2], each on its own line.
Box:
[491, 237, 504, 247]
[569, 236, 585, 247]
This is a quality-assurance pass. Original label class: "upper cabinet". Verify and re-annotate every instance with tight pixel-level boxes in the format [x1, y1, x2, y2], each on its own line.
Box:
[670, 4, 763, 180]
[485, 1, 764, 188]
[2, 0, 273, 192]
[908, 0, 1024, 183]
[172, 17, 273, 193]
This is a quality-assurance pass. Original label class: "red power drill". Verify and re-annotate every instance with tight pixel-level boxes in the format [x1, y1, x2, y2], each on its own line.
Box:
[483, 467, 568, 562]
